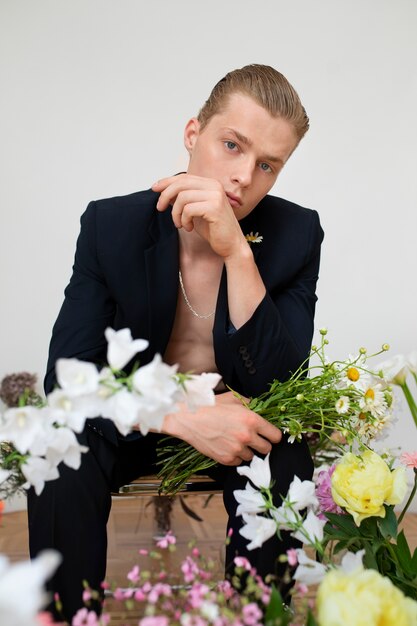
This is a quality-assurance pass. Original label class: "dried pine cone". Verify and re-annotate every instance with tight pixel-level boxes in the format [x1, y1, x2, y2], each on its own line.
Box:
[0, 372, 39, 407]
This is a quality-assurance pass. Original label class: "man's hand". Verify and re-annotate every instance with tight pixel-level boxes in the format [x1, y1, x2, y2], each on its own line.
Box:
[162, 391, 282, 466]
[152, 174, 247, 259]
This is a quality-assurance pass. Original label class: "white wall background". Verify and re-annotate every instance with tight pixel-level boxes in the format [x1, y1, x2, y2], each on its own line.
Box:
[1, 0, 416, 509]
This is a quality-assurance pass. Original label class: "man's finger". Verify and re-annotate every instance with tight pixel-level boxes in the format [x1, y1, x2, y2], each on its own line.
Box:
[258, 419, 282, 443]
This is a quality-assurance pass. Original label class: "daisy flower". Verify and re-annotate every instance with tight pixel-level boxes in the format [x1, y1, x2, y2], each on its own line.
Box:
[245, 231, 263, 243]
[335, 396, 350, 414]
[359, 383, 388, 418]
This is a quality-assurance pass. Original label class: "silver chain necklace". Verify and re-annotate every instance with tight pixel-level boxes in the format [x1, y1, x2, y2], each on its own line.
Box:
[178, 269, 215, 319]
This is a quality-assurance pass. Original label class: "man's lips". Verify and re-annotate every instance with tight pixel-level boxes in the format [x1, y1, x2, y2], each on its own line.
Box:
[226, 193, 242, 207]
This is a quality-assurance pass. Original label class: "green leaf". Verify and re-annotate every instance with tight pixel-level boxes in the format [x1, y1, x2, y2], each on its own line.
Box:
[264, 585, 292, 626]
[395, 530, 413, 575]
[306, 608, 320, 626]
[325, 513, 359, 536]
[378, 506, 398, 539]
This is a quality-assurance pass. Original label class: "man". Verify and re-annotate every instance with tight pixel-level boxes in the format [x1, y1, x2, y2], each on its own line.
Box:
[28, 64, 324, 621]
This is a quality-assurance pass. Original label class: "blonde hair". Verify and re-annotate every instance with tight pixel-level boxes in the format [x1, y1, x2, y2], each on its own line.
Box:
[198, 64, 309, 141]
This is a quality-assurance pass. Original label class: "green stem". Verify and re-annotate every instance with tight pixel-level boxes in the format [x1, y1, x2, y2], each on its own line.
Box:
[398, 469, 417, 525]
[401, 381, 417, 428]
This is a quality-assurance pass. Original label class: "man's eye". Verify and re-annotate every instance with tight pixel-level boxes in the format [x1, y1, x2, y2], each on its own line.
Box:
[225, 141, 238, 151]
[259, 162, 272, 173]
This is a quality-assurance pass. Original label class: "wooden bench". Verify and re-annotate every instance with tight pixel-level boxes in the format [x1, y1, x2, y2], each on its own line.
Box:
[114, 474, 223, 497]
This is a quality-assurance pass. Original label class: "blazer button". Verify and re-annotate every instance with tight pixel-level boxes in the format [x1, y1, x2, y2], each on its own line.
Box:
[248, 367, 257, 374]
[245, 359, 253, 367]
[242, 353, 250, 361]
[239, 346, 247, 354]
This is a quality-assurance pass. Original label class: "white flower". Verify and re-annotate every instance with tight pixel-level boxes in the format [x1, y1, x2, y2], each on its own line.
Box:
[132, 354, 179, 402]
[45, 428, 88, 470]
[0, 551, 61, 626]
[286, 475, 318, 511]
[292, 509, 326, 545]
[335, 395, 350, 414]
[200, 601, 219, 621]
[0, 406, 46, 454]
[21, 457, 59, 495]
[46, 389, 101, 433]
[237, 453, 271, 489]
[271, 504, 301, 530]
[105, 327, 149, 371]
[55, 358, 100, 396]
[293, 548, 327, 586]
[239, 512, 277, 550]
[359, 383, 388, 418]
[376, 354, 408, 386]
[102, 388, 145, 436]
[340, 549, 365, 573]
[234, 482, 266, 516]
[245, 231, 263, 243]
[181, 372, 221, 411]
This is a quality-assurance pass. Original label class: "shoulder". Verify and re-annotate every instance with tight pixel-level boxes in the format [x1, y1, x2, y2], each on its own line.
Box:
[84, 188, 159, 224]
[246, 194, 324, 253]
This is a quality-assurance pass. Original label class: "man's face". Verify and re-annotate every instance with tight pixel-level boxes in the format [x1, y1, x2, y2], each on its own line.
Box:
[184, 92, 299, 220]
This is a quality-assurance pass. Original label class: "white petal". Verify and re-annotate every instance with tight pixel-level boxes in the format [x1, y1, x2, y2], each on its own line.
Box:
[105, 327, 149, 370]
[56, 358, 100, 397]
[239, 513, 277, 550]
[287, 475, 318, 511]
[340, 549, 365, 573]
[292, 510, 326, 545]
[293, 549, 327, 586]
[237, 453, 271, 489]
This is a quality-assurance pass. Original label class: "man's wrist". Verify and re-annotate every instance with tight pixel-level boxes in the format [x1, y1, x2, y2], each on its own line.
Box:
[223, 239, 254, 268]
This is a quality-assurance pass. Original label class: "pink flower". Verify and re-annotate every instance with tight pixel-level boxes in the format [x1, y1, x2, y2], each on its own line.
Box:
[400, 451, 417, 469]
[181, 556, 200, 583]
[71, 608, 102, 625]
[127, 564, 140, 582]
[286, 548, 298, 567]
[82, 589, 92, 602]
[139, 548, 149, 555]
[233, 556, 252, 571]
[242, 602, 263, 625]
[156, 530, 177, 549]
[315, 465, 344, 518]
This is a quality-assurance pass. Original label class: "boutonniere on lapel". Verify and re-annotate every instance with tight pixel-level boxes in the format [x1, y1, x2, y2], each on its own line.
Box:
[245, 231, 263, 244]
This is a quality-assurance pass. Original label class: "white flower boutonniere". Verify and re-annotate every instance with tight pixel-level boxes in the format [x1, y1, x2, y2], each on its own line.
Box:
[245, 231, 263, 243]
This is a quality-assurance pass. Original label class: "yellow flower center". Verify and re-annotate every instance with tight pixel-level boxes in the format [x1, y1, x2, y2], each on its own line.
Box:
[365, 388, 375, 401]
[347, 367, 360, 381]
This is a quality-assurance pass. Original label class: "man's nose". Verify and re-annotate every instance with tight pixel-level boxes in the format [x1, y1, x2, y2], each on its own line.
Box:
[231, 157, 254, 187]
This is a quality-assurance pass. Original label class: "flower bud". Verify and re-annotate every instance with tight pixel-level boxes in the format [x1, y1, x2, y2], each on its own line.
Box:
[359, 347, 367, 354]
[319, 328, 328, 336]
[296, 394, 304, 402]
[382, 343, 390, 351]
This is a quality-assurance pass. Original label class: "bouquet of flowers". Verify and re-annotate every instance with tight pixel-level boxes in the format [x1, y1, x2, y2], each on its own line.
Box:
[0, 328, 221, 499]
[156, 331, 409, 494]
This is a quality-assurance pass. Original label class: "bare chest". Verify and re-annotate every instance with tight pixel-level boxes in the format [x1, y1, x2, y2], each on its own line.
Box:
[163, 261, 223, 375]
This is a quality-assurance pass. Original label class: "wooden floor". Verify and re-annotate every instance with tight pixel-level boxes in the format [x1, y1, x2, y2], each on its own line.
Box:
[1, 497, 416, 624]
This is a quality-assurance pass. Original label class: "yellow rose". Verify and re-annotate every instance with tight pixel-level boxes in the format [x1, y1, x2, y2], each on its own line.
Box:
[317, 568, 417, 626]
[331, 450, 407, 525]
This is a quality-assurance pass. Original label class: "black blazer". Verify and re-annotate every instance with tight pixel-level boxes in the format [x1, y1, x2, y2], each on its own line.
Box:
[45, 189, 324, 444]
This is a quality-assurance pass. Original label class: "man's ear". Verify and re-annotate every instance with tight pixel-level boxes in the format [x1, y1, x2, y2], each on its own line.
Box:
[184, 118, 200, 155]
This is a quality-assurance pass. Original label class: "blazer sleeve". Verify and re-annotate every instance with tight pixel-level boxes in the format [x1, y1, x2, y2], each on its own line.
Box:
[223, 209, 324, 397]
[44, 202, 117, 394]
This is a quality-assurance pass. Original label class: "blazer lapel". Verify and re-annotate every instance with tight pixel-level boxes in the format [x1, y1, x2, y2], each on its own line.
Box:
[144, 212, 179, 356]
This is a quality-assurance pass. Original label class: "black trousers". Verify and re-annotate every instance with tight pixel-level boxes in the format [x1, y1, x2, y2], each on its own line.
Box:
[27, 426, 313, 622]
